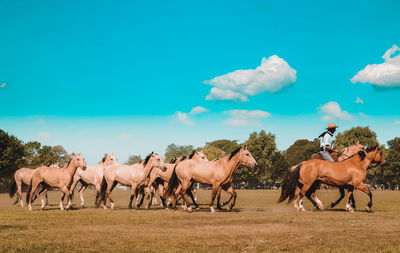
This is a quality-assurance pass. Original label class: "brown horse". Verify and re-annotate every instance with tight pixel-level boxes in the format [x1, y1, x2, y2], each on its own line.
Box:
[144, 151, 208, 209]
[69, 153, 117, 208]
[99, 152, 166, 209]
[26, 153, 87, 211]
[9, 163, 59, 207]
[166, 146, 257, 212]
[278, 146, 385, 212]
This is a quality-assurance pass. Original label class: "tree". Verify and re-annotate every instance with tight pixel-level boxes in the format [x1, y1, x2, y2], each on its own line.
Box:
[0, 130, 27, 180]
[205, 139, 240, 154]
[335, 126, 378, 150]
[125, 155, 142, 165]
[198, 145, 225, 161]
[234, 130, 277, 187]
[165, 143, 194, 163]
[270, 151, 289, 182]
[285, 139, 320, 166]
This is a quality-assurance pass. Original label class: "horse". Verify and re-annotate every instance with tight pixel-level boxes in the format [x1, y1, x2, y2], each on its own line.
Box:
[69, 153, 117, 208]
[9, 163, 60, 207]
[99, 152, 167, 209]
[144, 151, 208, 209]
[287, 141, 365, 210]
[26, 153, 87, 211]
[278, 146, 385, 212]
[166, 146, 257, 213]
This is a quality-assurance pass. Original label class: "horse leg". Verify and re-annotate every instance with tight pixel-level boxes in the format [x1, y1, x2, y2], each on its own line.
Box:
[293, 187, 302, 211]
[355, 183, 373, 212]
[221, 185, 234, 208]
[136, 187, 146, 208]
[38, 186, 49, 210]
[187, 182, 199, 210]
[16, 180, 23, 206]
[345, 188, 355, 212]
[27, 181, 41, 211]
[44, 190, 49, 206]
[172, 184, 182, 211]
[79, 183, 87, 208]
[209, 184, 222, 213]
[94, 184, 101, 208]
[180, 180, 192, 213]
[128, 185, 137, 209]
[146, 186, 155, 209]
[331, 186, 345, 208]
[104, 181, 118, 209]
[225, 186, 237, 211]
[349, 186, 356, 209]
[158, 184, 167, 208]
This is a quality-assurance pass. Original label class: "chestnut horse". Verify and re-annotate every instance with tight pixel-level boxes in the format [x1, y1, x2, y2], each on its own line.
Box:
[9, 163, 59, 207]
[26, 153, 87, 211]
[69, 153, 117, 208]
[278, 146, 385, 212]
[144, 151, 208, 209]
[99, 152, 167, 209]
[166, 146, 257, 213]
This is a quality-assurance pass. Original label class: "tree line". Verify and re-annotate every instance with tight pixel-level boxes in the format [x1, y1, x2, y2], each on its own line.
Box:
[1, 126, 399, 192]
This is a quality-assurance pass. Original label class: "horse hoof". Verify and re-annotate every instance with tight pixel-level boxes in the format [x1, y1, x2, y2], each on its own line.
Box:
[187, 207, 192, 213]
[210, 207, 216, 213]
[196, 207, 200, 210]
[330, 203, 335, 208]
[182, 206, 188, 211]
[366, 206, 371, 212]
[227, 206, 231, 211]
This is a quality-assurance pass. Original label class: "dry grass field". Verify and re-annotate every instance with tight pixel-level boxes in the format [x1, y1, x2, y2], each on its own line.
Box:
[1, 189, 399, 253]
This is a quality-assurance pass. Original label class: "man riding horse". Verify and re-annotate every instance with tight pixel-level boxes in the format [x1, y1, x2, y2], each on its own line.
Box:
[318, 123, 340, 162]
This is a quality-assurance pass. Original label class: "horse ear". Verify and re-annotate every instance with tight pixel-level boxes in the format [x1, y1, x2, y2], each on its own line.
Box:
[356, 141, 359, 144]
[375, 145, 379, 151]
[243, 145, 247, 150]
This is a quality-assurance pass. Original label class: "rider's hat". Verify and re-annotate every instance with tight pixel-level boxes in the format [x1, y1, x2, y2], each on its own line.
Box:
[327, 123, 338, 129]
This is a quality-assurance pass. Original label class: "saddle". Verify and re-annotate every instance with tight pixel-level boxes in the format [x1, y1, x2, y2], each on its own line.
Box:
[311, 152, 339, 162]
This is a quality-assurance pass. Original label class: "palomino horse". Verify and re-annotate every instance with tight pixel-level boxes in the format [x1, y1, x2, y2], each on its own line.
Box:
[26, 153, 87, 211]
[99, 152, 167, 209]
[278, 146, 385, 212]
[144, 151, 208, 209]
[9, 163, 59, 207]
[69, 153, 117, 208]
[166, 146, 257, 213]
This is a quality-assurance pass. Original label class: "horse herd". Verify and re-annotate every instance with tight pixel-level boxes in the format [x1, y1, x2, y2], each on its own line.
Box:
[9, 143, 385, 213]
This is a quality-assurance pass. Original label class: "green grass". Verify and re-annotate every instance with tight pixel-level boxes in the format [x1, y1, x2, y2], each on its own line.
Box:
[1, 189, 400, 252]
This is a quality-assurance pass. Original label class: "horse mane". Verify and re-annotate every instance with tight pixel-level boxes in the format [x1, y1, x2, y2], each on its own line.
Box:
[98, 153, 108, 164]
[357, 145, 377, 161]
[143, 152, 154, 167]
[170, 157, 177, 163]
[188, 150, 196, 159]
[180, 155, 187, 161]
[229, 147, 241, 160]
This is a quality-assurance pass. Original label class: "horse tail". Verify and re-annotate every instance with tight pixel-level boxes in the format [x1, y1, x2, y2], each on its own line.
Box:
[163, 164, 178, 199]
[278, 163, 302, 203]
[99, 177, 108, 202]
[9, 176, 17, 199]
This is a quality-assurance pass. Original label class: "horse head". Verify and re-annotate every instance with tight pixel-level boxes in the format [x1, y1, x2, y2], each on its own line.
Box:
[368, 145, 386, 166]
[232, 146, 257, 168]
[71, 153, 87, 170]
[103, 153, 117, 166]
[191, 150, 209, 161]
[144, 153, 167, 172]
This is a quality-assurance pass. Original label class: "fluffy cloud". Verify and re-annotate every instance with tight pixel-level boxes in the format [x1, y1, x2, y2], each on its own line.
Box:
[351, 45, 400, 87]
[205, 55, 297, 102]
[355, 97, 364, 104]
[177, 111, 194, 126]
[189, 106, 209, 115]
[118, 134, 132, 139]
[38, 132, 51, 139]
[395, 120, 400, 125]
[320, 102, 353, 121]
[0, 82, 7, 88]
[224, 109, 271, 127]
[359, 112, 369, 118]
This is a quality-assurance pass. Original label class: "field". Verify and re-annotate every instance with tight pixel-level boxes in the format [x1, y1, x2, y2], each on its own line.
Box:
[1, 189, 400, 253]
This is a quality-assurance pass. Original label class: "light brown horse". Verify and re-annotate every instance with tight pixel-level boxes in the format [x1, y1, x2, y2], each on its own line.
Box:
[26, 153, 87, 211]
[278, 146, 385, 212]
[9, 164, 59, 207]
[99, 152, 167, 209]
[144, 151, 208, 209]
[166, 146, 257, 213]
[285, 141, 365, 210]
[69, 153, 117, 208]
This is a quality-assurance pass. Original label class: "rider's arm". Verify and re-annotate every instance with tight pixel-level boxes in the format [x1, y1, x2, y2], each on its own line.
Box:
[324, 145, 339, 153]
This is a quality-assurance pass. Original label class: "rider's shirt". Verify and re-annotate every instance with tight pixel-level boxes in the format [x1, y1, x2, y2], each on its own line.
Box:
[320, 132, 334, 152]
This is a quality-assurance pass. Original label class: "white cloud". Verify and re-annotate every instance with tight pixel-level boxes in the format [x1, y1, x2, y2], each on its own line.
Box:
[204, 55, 297, 102]
[37, 118, 45, 124]
[351, 44, 400, 87]
[0, 82, 7, 88]
[355, 97, 364, 104]
[224, 109, 271, 127]
[189, 106, 209, 115]
[177, 111, 194, 126]
[38, 132, 51, 139]
[320, 102, 353, 121]
[118, 134, 132, 139]
[395, 120, 400, 125]
[359, 112, 369, 118]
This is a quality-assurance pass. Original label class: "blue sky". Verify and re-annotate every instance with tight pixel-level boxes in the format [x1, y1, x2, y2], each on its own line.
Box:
[1, 0, 399, 164]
